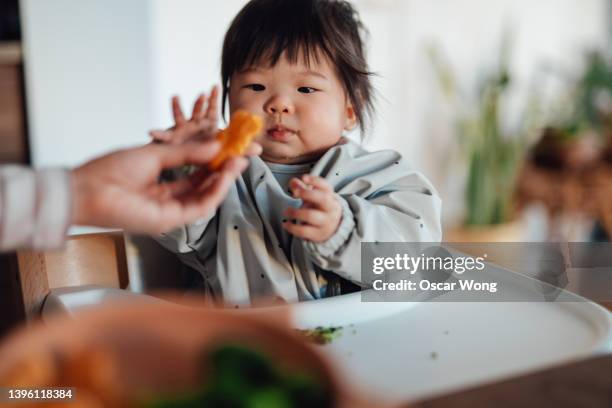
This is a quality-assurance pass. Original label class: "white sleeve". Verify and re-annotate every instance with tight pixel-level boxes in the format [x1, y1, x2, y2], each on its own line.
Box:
[0, 166, 72, 251]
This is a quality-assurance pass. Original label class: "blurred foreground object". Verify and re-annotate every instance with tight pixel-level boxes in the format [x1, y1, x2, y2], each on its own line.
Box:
[144, 344, 330, 407]
[0, 301, 380, 407]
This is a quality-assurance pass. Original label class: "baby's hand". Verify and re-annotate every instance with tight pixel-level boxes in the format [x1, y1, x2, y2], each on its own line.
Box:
[283, 175, 342, 243]
[149, 86, 219, 145]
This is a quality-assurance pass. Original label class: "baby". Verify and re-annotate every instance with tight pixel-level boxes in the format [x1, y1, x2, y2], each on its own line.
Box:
[154, 0, 442, 306]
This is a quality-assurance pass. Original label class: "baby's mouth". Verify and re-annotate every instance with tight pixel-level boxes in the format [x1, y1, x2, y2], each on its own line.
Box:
[266, 124, 297, 142]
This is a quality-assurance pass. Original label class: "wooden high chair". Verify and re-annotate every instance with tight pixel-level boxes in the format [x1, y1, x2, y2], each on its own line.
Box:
[11, 232, 189, 324]
[15, 232, 129, 319]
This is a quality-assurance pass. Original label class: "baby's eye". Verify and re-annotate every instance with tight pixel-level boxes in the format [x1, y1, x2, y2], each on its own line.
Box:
[298, 87, 317, 94]
[244, 84, 266, 91]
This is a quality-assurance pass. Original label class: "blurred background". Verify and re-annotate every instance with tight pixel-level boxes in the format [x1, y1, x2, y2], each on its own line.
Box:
[2, 0, 612, 242]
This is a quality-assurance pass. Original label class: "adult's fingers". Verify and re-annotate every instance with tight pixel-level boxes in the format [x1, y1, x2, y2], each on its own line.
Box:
[150, 141, 222, 169]
[149, 129, 172, 143]
[151, 155, 247, 202]
[172, 96, 186, 126]
[192, 157, 247, 194]
[220, 156, 249, 175]
[148, 168, 209, 200]
[153, 168, 236, 233]
[173, 167, 237, 225]
[149, 151, 246, 193]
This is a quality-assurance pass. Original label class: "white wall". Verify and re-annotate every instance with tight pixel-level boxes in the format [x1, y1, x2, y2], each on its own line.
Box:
[148, 0, 248, 129]
[21, 0, 609, 225]
[21, 0, 155, 168]
[21, 0, 251, 168]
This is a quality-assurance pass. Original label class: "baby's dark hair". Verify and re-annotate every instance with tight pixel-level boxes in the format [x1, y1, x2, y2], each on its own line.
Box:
[221, 0, 375, 134]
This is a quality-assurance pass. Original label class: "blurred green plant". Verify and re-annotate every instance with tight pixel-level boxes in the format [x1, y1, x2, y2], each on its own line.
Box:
[428, 33, 540, 226]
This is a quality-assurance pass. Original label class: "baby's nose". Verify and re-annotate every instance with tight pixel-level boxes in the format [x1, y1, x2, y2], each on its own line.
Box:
[269, 106, 289, 113]
[264, 95, 294, 115]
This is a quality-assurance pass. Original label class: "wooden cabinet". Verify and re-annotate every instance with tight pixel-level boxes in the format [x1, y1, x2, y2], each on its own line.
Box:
[0, 42, 27, 164]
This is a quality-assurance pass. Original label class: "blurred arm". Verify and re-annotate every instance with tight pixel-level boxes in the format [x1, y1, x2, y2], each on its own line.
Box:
[0, 165, 71, 251]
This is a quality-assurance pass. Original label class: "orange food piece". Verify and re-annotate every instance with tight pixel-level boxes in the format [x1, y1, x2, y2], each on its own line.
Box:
[208, 110, 262, 171]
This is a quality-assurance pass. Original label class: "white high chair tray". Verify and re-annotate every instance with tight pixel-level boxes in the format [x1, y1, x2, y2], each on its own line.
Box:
[291, 295, 611, 403]
[283, 263, 612, 403]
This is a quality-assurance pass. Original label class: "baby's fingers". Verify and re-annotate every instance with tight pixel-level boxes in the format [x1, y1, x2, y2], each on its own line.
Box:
[302, 175, 333, 193]
[172, 96, 187, 126]
[282, 222, 321, 242]
[205, 85, 219, 121]
[191, 94, 206, 121]
[283, 207, 326, 227]
[289, 177, 310, 192]
[292, 185, 335, 211]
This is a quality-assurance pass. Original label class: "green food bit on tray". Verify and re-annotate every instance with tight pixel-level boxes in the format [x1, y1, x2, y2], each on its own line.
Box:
[298, 326, 343, 345]
[143, 344, 331, 408]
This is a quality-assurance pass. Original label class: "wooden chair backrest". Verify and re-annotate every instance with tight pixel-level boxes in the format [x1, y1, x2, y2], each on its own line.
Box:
[16, 232, 128, 318]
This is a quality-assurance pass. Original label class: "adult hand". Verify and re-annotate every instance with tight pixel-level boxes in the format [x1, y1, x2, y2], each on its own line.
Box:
[71, 140, 247, 235]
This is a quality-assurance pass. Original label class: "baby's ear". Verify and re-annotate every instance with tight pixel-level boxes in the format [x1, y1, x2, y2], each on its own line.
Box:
[344, 105, 358, 131]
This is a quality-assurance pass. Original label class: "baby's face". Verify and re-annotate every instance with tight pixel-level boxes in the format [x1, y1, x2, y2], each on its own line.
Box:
[228, 52, 356, 164]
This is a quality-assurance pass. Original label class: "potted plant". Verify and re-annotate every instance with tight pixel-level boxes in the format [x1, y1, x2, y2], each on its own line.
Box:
[429, 34, 539, 242]
[532, 51, 610, 169]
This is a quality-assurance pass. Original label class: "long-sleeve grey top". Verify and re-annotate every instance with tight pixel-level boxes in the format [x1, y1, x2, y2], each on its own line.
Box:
[0, 166, 71, 252]
[155, 139, 442, 306]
